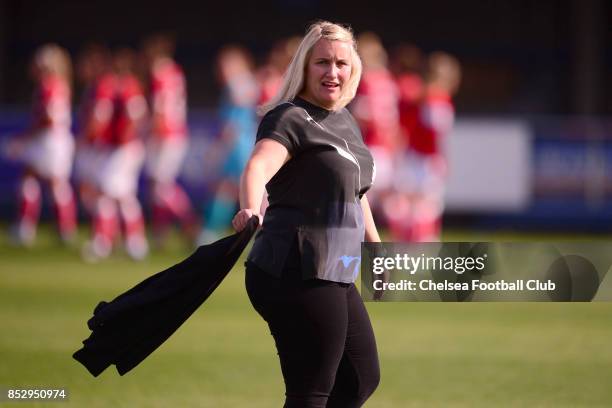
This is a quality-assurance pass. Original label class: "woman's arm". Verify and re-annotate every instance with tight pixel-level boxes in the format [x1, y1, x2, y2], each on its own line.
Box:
[232, 139, 290, 231]
[360, 195, 381, 243]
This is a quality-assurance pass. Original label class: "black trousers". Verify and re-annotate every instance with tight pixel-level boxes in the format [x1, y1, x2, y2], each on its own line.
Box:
[245, 263, 380, 408]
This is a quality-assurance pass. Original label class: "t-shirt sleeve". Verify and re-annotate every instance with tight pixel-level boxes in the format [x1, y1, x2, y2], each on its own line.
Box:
[256, 105, 301, 156]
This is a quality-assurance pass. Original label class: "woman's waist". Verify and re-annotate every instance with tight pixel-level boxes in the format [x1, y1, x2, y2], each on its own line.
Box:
[263, 202, 364, 230]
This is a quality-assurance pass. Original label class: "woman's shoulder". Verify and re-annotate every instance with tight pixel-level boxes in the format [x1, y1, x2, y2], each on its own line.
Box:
[264, 101, 305, 118]
[260, 101, 308, 127]
[338, 107, 360, 130]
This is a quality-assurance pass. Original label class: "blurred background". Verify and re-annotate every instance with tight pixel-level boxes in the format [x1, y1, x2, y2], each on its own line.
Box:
[0, 0, 610, 248]
[0, 1, 611, 406]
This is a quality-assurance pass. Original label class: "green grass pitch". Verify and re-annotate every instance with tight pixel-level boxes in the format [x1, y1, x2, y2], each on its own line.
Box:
[1, 227, 611, 407]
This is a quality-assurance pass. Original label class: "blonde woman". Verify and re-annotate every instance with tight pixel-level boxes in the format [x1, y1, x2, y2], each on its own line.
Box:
[9, 44, 77, 245]
[232, 21, 381, 407]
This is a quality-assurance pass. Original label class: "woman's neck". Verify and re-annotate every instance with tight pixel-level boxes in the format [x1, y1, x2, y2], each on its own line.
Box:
[297, 93, 336, 111]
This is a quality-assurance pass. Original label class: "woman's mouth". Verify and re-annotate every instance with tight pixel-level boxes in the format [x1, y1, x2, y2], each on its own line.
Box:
[322, 81, 339, 90]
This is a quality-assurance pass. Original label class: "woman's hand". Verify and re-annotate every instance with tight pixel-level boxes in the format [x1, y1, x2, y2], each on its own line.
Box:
[232, 208, 262, 232]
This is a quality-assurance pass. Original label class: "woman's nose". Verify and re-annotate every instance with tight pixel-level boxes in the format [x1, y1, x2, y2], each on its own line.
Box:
[326, 63, 339, 77]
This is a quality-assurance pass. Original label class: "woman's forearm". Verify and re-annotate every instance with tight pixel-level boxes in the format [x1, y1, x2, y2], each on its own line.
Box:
[239, 159, 267, 212]
[237, 139, 290, 219]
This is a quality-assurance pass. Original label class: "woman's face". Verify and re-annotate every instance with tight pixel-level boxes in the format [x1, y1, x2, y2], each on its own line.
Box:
[301, 39, 352, 110]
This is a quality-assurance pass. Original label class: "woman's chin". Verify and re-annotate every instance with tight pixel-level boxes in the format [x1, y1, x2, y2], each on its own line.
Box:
[316, 94, 340, 109]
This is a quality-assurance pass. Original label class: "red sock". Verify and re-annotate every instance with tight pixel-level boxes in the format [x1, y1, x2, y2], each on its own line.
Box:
[383, 194, 415, 242]
[171, 185, 198, 229]
[154, 183, 198, 237]
[411, 216, 442, 242]
[152, 201, 172, 236]
[120, 197, 146, 241]
[17, 176, 42, 243]
[92, 196, 118, 251]
[52, 180, 77, 241]
[120, 196, 148, 259]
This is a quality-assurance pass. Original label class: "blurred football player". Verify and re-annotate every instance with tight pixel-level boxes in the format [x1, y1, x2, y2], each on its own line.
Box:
[142, 34, 198, 247]
[82, 48, 149, 261]
[256, 37, 300, 106]
[74, 43, 112, 217]
[351, 32, 401, 224]
[393, 51, 461, 241]
[8, 44, 77, 246]
[199, 45, 259, 244]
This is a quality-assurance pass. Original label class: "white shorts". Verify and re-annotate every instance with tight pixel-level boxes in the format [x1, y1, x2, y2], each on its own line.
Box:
[75, 144, 105, 184]
[145, 137, 187, 183]
[97, 141, 145, 199]
[22, 129, 75, 180]
[394, 151, 446, 196]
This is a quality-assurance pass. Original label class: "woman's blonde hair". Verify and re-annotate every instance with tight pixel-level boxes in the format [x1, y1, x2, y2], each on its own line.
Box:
[260, 21, 362, 114]
[33, 43, 72, 82]
[426, 51, 462, 95]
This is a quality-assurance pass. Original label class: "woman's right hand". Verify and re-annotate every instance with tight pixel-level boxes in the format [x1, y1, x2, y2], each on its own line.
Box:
[232, 208, 262, 232]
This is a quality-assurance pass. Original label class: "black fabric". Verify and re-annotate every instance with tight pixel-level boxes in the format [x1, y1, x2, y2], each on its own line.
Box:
[245, 263, 380, 408]
[249, 97, 375, 283]
[73, 217, 259, 377]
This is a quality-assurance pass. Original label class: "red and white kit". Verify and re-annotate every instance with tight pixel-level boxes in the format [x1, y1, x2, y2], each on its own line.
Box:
[15, 73, 77, 245]
[352, 69, 400, 193]
[75, 75, 108, 186]
[400, 88, 454, 194]
[94, 73, 147, 199]
[144, 58, 197, 242]
[145, 59, 188, 182]
[393, 86, 456, 241]
[83, 72, 148, 261]
[23, 74, 75, 179]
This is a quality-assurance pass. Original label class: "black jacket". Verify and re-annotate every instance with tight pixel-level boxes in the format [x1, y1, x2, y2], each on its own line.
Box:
[73, 218, 258, 377]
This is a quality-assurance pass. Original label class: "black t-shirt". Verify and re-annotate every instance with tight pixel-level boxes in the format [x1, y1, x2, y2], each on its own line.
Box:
[247, 97, 375, 283]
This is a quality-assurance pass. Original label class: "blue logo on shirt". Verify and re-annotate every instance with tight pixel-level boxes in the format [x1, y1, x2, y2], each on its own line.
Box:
[339, 255, 361, 280]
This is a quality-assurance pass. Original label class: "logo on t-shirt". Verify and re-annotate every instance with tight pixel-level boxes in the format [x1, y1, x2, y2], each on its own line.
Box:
[339, 255, 361, 280]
